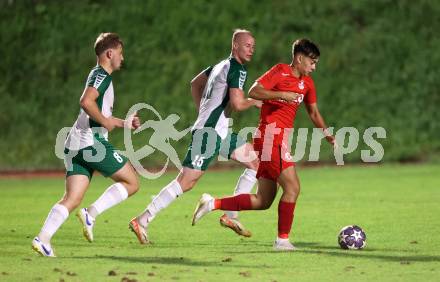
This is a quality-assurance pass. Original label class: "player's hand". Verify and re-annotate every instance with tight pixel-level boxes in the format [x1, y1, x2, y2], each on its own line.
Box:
[326, 136, 338, 151]
[124, 111, 140, 130]
[253, 99, 263, 108]
[131, 114, 141, 129]
[280, 91, 300, 103]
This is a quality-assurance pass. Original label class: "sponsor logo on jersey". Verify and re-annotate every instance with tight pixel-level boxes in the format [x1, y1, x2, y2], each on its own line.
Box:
[239, 70, 247, 90]
[281, 73, 290, 76]
[298, 80, 305, 90]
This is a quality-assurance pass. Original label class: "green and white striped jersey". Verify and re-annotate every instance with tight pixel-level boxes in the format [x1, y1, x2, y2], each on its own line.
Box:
[65, 65, 114, 150]
[192, 57, 247, 139]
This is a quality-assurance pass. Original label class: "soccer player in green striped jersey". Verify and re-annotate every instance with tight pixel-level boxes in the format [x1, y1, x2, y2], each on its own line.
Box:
[129, 29, 261, 243]
[32, 33, 141, 257]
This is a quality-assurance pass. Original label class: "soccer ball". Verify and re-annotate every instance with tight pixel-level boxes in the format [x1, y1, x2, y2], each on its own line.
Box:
[338, 225, 366, 250]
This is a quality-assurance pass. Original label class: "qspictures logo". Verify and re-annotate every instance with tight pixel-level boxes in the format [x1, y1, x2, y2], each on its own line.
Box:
[55, 103, 387, 179]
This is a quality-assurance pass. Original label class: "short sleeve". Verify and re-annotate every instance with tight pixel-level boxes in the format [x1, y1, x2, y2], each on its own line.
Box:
[256, 64, 283, 90]
[304, 78, 317, 104]
[203, 66, 213, 76]
[87, 70, 111, 95]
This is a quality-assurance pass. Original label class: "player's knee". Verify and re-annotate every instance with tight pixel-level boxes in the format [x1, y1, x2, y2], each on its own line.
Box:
[129, 182, 139, 195]
[132, 175, 140, 192]
[177, 172, 200, 192]
[125, 178, 139, 196]
[283, 188, 300, 202]
[285, 180, 300, 195]
[119, 169, 140, 196]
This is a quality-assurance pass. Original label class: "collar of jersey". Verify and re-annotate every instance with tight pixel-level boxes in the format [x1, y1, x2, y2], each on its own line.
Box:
[96, 64, 111, 76]
[229, 56, 244, 67]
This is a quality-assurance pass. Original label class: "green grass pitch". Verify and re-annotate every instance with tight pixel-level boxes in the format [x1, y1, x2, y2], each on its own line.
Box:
[0, 164, 439, 281]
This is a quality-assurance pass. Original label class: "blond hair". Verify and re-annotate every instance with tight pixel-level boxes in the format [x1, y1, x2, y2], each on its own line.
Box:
[231, 29, 253, 47]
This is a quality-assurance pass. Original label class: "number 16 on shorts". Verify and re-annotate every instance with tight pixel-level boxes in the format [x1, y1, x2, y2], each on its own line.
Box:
[192, 155, 205, 168]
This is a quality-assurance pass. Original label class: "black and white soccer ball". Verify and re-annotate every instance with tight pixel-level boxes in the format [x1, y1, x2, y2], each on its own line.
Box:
[338, 225, 367, 250]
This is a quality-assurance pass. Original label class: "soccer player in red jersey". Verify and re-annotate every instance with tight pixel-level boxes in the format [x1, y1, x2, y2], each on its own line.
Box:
[192, 38, 337, 251]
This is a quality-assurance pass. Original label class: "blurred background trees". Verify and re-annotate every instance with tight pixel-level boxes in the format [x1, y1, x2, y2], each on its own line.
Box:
[1, 0, 438, 169]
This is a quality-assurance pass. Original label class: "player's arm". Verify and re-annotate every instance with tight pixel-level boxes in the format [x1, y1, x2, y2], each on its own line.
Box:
[190, 70, 209, 111]
[80, 87, 122, 132]
[229, 88, 262, 111]
[248, 82, 300, 102]
[113, 115, 140, 130]
[80, 87, 140, 130]
[305, 103, 336, 146]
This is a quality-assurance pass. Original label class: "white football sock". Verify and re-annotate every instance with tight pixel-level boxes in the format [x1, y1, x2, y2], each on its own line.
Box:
[38, 203, 69, 244]
[225, 168, 257, 219]
[208, 198, 215, 211]
[87, 183, 128, 218]
[138, 179, 183, 227]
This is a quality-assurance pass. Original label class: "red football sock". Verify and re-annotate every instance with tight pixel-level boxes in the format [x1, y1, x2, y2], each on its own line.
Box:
[214, 199, 221, 209]
[278, 201, 296, 239]
[217, 194, 252, 211]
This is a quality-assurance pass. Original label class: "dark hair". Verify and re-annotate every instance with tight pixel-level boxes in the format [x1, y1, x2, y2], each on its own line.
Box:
[292, 38, 320, 59]
[94, 33, 123, 56]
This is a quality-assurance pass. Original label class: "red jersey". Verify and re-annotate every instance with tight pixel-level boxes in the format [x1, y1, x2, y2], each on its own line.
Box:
[256, 63, 317, 129]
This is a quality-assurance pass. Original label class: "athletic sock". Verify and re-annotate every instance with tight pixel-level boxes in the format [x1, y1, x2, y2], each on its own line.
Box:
[225, 168, 257, 219]
[87, 183, 128, 218]
[215, 194, 252, 211]
[278, 201, 296, 239]
[137, 180, 183, 227]
[38, 203, 69, 244]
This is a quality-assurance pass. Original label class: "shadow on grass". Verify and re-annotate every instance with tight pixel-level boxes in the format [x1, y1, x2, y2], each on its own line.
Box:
[69, 255, 272, 268]
[226, 241, 440, 263]
[119, 240, 271, 249]
[301, 249, 440, 263]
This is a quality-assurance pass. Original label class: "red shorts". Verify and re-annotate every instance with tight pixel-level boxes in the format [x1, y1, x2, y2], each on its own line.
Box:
[253, 127, 295, 181]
